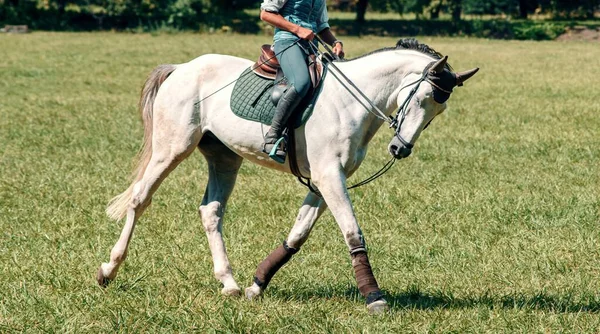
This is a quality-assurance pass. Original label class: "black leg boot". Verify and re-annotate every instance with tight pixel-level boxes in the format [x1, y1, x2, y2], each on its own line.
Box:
[264, 85, 303, 163]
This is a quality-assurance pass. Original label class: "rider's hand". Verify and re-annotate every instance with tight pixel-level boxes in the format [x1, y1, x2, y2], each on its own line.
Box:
[332, 42, 345, 59]
[296, 26, 315, 41]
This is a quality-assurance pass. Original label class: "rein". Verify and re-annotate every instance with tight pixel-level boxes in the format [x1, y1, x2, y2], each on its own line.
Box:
[390, 64, 436, 150]
[313, 36, 393, 125]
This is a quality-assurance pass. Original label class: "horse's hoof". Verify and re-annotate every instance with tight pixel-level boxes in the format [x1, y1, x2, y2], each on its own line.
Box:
[221, 287, 241, 297]
[96, 267, 112, 287]
[244, 284, 262, 300]
[367, 299, 389, 315]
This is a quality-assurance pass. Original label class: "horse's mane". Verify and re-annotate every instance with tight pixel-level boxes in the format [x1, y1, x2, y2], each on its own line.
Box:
[340, 38, 452, 70]
[395, 38, 444, 59]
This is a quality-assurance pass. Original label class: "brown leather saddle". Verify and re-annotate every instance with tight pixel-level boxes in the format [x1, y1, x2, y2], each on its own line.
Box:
[253, 44, 281, 79]
[252, 44, 324, 106]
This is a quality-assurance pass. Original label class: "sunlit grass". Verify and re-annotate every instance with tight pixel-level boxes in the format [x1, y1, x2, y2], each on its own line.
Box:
[0, 32, 599, 332]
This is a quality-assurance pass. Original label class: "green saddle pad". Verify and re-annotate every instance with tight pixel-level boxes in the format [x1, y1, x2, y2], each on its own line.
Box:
[230, 67, 325, 128]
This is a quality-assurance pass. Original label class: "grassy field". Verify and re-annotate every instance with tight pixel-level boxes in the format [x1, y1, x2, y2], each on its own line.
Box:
[1, 32, 599, 332]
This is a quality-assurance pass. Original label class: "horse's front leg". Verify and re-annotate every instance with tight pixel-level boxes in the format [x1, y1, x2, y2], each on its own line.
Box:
[245, 192, 327, 299]
[313, 166, 389, 314]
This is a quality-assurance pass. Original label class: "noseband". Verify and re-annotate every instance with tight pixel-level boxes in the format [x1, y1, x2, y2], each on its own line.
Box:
[389, 61, 452, 149]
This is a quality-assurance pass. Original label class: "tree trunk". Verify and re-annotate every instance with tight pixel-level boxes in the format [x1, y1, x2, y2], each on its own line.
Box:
[518, 0, 528, 19]
[430, 4, 441, 19]
[57, 0, 66, 14]
[585, 1, 594, 19]
[451, 0, 462, 21]
[356, 0, 368, 24]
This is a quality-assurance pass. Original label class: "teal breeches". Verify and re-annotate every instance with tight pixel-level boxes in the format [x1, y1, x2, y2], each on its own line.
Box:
[273, 39, 312, 98]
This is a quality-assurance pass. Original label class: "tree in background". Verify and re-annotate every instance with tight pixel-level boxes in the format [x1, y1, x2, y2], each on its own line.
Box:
[362, 0, 464, 20]
[550, 0, 596, 19]
[1, 0, 598, 30]
[356, 0, 368, 22]
[428, 0, 442, 19]
[448, 0, 462, 20]
[463, 0, 520, 17]
[518, 0, 532, 18]
[357, 0, 600, 21]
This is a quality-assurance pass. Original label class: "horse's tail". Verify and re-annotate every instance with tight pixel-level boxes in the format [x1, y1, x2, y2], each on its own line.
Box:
[106, 64, 177, 221]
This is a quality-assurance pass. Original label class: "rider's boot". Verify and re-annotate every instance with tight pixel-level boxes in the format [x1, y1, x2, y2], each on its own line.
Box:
[263, 85, 302, 164]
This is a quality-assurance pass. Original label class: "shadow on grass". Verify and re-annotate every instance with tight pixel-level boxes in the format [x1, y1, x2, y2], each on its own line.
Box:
[385, 289, 600, 313]
[270, 284, 600, 313]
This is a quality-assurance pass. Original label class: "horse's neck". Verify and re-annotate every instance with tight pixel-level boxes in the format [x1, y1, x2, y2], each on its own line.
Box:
[334, 51, 431, 116]
[330, 51, 432, 140]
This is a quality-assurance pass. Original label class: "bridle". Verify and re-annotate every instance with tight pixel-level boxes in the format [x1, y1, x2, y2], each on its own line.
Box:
[389, 61, 451, 150]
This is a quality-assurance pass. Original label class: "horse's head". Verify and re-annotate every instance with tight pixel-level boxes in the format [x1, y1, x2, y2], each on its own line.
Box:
[388, 55, 478, 159]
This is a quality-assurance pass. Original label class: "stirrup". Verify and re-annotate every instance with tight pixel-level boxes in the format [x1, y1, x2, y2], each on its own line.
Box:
[264, 137, 286, 164]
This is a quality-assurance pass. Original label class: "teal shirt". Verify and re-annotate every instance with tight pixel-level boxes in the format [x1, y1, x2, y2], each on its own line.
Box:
[261, 0, 330, 43]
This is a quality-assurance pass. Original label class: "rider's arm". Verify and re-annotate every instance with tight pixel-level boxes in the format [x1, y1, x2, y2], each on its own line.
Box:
[259, 0, 314, 40]
[317, 28, 344, 58]
[260, 10, 314, 40]
[314, 2, 344, 57]
[316, 28, 337, 46]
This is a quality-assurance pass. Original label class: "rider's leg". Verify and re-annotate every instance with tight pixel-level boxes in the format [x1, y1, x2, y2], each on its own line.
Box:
[264, 40, 312, 163]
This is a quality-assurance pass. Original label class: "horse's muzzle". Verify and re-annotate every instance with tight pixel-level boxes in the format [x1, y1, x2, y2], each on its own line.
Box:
[388, 140, 412, 159]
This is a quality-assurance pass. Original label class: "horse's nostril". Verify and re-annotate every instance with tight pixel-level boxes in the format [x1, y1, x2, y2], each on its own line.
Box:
[389, 142, 412, 159]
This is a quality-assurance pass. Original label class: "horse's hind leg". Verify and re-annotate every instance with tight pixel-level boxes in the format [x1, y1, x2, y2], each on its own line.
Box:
[198, 134, 244, 296]
[97, 130, 200, 286]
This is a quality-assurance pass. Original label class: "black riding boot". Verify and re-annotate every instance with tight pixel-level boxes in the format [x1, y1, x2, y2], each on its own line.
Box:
[264, 85, 302, 163]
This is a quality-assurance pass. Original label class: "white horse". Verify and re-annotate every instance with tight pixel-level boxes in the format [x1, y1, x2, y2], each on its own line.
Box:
[97, 38, 478, 314]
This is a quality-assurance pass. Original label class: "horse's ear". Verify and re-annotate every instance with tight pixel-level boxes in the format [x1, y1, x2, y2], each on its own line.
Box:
[455, 68, 479, 86]
[430, 55, 448, 74]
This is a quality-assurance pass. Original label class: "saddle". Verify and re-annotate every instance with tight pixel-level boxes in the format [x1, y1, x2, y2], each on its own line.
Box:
[252, 44, 324, 106]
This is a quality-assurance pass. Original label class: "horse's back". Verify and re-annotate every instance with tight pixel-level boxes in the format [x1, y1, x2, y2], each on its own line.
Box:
[151, 52, 310, 173]
[154, 53, 252, 115]
[181, 54, 252, 80]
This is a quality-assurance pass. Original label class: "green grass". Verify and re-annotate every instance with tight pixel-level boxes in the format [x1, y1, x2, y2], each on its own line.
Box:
[1, 32, 599, 332]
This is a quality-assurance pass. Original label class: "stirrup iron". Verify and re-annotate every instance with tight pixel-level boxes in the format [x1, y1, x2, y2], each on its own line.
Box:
[267, 137, 287, 164]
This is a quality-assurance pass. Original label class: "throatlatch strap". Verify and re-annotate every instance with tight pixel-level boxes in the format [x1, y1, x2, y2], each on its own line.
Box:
[351, 251, 383, 303]
[254, 240, 299, 289]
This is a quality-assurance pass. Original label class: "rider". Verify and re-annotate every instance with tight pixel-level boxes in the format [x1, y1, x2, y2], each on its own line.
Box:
[260, 0, 345, 163]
